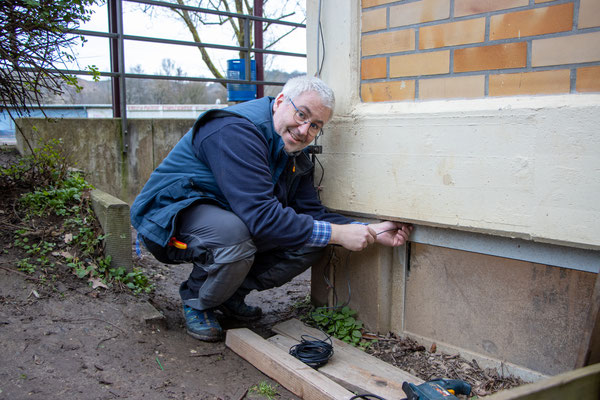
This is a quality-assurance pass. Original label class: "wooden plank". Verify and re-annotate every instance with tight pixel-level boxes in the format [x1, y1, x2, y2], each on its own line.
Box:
[575, 271, 600, 368]
[225, 328, 354, 400]
[485, 363, 600, 400]
[272, 318, 423, 399]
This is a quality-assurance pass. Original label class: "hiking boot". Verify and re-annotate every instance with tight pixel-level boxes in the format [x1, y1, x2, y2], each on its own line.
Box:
[218, 296, 262, 321]
[182, 305, 222, 342]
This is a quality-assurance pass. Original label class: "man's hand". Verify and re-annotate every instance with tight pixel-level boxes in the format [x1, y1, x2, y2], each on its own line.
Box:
[330, 223, 377, 251]
[369, 221, 412, 247]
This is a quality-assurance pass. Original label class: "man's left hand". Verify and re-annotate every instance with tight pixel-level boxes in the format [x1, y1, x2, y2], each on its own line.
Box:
[368, 221, 413, 247]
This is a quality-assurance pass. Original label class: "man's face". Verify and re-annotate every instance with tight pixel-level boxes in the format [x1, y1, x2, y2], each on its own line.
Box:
[272, 91, 332, 153]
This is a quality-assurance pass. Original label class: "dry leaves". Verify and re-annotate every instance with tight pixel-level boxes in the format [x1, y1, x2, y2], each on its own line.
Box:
[366, 332, 526, 397]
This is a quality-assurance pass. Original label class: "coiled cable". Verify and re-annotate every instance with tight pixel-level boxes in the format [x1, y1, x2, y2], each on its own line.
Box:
[288, 334, 334, 369]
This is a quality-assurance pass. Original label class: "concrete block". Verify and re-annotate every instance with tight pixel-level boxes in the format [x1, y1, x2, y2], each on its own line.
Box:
[91, 189, 132, 270]
[123, 301, 166, 329]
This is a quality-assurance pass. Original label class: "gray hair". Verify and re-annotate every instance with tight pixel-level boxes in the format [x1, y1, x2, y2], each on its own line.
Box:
[281, 75, 335, 110]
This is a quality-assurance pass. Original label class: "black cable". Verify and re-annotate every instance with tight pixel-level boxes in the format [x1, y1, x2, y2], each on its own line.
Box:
[318, 19, 325, 77]
[312, 132, 325, 201]
[316, 0, 325, 77]
[288, 334, 334, 369]
[349, 395, 387, 400]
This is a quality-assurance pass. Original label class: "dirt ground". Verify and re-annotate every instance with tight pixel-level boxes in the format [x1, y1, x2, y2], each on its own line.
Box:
[0, 232, 312, 400]
[0, 146, 525, 399]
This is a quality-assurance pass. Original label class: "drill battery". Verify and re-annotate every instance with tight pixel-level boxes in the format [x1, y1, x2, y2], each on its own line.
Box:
[402, 378, 471, 400]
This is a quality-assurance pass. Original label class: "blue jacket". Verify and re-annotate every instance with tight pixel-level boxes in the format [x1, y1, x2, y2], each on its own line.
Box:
[130, 96, 352, 248]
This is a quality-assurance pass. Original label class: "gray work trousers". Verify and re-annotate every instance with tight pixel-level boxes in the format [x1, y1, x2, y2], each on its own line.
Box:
[143, 203, 326, 311]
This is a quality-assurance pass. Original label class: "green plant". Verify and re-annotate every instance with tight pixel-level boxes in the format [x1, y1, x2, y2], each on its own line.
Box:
[0, 138, 73, 190]
[249, 381, 279, 400]
[310, 306, 375, 349]
[13, 234, 56, 272]
[19, 172, 92, 218]
[17, 258, 36, 274]
[292, 293, 313, 314]
[3, 139, 154, 296]
[109, 266, 155, 294]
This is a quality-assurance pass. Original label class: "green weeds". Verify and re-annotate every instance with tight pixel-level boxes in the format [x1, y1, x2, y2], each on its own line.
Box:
[308, 306, 376, 350]
[18, 172, 91, 217]
[249, 381, 279, 400]
[3, 140, 153, 295]
[0, 138, 70, 189]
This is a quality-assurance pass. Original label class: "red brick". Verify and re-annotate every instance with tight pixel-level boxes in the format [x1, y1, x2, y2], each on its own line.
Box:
[419, 18, 485, 49]
[490, 3, 573, 40]
[389, 0, 450, 27]
[576, 66, 600, 92]
[362, 8, 387, 32]
[579, 0, 600, 29]
[362, 57, 387, 79]
[454, 42, 527, 72]
[362, 80, 416, 102]
[489, 70, 571, 96]
[363, 0, 398, 7]
[455, 0, 528, 17]
[419, 75, 485, 99]
[532, 32, 600, 66]
[362, 30, 416, 56]
[390, 51, 450, 77]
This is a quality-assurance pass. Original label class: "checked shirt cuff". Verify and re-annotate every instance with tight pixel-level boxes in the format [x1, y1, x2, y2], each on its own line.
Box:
[306, 220, 368, 247]
[306, 220, 331, 247]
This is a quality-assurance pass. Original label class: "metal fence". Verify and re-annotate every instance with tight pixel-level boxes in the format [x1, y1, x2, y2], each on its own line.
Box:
[61, 0, 306, 152]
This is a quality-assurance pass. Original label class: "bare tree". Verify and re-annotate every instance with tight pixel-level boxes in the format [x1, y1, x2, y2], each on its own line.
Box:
[0, 0, 99, 151]
[0, 0, 99, 116]
[139, 0, 305, 86]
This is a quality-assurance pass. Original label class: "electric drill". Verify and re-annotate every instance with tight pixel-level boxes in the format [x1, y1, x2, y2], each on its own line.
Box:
[402, 378, 471, 400]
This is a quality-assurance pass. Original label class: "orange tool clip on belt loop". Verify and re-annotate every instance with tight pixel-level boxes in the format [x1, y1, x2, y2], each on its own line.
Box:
[168, 237, 188, 249]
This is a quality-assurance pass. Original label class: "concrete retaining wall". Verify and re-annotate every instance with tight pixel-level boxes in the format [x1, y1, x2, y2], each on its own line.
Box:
[15, 118, 195, 205]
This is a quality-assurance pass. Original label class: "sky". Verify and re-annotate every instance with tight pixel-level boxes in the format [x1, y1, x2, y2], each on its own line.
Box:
[72, 0, 308, 81]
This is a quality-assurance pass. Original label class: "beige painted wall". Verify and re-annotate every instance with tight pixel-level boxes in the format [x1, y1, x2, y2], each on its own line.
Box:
[306, 0, 600, 251]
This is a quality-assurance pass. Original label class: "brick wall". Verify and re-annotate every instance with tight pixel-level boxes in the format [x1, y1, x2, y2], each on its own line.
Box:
[361, 0, 600, 102]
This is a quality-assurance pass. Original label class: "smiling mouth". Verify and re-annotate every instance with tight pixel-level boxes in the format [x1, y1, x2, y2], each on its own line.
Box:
[289, 130, 305, 144]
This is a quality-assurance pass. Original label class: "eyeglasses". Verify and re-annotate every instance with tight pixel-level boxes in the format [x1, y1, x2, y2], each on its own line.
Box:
[289, 99, 323, 137]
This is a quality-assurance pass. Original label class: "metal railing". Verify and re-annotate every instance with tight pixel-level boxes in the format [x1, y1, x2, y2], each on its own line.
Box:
[61, 0, 306, 152]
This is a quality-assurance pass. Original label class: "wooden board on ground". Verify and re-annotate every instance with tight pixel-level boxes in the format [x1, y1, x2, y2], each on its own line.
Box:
[271, 318, 423, 399]
[485, 362, 600, 400]
[225, 328, 354, 400]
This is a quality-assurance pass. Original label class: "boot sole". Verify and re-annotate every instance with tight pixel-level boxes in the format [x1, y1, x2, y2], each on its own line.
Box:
[217, 305, 262, 322]
[186, 329, 223, 342]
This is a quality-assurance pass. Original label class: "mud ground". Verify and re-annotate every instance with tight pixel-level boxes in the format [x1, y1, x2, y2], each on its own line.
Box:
[0, 241, 311, 400]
